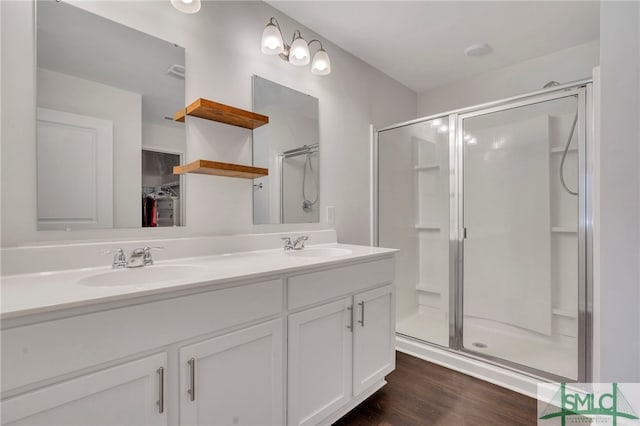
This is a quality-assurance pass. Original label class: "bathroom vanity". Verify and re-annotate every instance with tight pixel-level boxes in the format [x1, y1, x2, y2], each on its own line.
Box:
[1, 242, 396, 426]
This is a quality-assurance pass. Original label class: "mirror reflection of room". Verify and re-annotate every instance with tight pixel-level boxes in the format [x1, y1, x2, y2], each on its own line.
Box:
[142, 150, 182, 227]
[252, 76, 320, 225]
[35, 0, 185, 230]
[253, 75, 320, 225]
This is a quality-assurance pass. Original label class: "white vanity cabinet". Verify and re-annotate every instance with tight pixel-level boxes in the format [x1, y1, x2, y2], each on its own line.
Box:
[288, 297, 354, 426]
[2, 352, 168, 426]
[286, 259, 396, 426]
[178, 319, 284, 426]
[1, 279, 283, 426]
[1, 251, 395, 426]
[352, 285, 395, 395]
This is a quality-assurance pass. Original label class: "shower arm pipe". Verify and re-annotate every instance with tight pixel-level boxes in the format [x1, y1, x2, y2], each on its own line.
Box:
[376, 77, 592, 133]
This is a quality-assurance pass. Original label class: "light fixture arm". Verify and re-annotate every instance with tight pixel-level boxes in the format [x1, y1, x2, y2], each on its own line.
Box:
[308, 39, 323, 51]
[269, 17, 282, 34]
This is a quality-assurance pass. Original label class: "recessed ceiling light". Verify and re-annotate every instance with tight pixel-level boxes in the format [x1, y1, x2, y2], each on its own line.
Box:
[464, 43, 492, 57]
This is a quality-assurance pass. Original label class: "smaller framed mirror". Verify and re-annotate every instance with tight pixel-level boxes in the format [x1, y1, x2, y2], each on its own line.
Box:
[252, 76, 319, 224]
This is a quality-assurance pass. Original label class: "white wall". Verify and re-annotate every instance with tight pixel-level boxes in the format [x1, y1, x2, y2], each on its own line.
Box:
[417, 40, 599, 117]
[596, 1, 640, 383]
[37, 68, 142, 228]
[0, 0, 416, 246]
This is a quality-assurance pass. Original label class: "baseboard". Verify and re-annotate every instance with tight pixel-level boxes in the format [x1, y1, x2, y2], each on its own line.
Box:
[396, 335, 543, 399]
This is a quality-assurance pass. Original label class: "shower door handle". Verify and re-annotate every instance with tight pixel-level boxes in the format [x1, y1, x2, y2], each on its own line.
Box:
[463, 228, 468, 239]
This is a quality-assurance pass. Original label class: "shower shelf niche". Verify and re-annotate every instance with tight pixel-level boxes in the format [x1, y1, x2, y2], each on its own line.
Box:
[552, 308, 578, 319]
[415, 224, 441, 231]
[416, 284, 441, 294]
[414, 164, 440, 172]
[551, 226, 578, 233]
[550, 147, 578, 154]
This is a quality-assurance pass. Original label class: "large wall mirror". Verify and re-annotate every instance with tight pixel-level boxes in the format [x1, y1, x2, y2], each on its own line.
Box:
[252, 76, 320, 224]
[36, 0, 185, 230]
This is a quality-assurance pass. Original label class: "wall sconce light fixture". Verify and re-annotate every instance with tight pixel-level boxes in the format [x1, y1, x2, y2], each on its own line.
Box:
[261, 17, 331, 75]
[171, 0, 201, 14]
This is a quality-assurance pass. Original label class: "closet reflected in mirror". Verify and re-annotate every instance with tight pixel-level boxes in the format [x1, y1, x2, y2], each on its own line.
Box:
[35, 0, 185, 230]
[142, 150, 182, 227]
[252, 76, 320, 224]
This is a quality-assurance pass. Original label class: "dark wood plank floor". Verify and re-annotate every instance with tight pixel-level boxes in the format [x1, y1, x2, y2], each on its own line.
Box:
[334, 351, 537, 426]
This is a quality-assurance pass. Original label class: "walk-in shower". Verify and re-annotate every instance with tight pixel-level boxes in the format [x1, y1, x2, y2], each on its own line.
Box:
[375, 80, 592, 382]
[279, 144, 319, 223]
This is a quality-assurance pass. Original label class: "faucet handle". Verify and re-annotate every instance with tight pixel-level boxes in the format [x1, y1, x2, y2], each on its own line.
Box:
[143, 246, 164, 265]
[293, 236, 309, 249]
[143, 246, 165, 252]
[104, 248, 126, 269]
[281, 237, 293, 250]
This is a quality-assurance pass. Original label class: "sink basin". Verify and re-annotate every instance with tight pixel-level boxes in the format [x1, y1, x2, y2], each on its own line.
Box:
[78, 264, 208, 287]
[285, 247, 352, 258]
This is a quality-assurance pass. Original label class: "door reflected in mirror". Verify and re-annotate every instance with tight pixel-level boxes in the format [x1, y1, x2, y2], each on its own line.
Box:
[36, 0, 185, 230]
[252, 76, 320, 224]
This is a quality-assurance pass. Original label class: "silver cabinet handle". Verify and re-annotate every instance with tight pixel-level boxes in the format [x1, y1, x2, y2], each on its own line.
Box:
[358, 301, 365, 327]
[187, 358, 196, 402]
[347, 305, 353, 332]
[156, 367, 164, 413]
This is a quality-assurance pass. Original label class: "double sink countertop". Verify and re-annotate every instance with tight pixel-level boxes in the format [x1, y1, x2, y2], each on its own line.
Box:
[1, 244, 397, 321]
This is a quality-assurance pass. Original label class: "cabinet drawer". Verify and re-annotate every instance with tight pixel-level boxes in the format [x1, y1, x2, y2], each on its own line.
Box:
[287, 257, 395, 310]
[2, 279, 283, 392]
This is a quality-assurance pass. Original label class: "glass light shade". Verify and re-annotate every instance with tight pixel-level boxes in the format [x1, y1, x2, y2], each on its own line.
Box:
[289, 37, 310, 66]
[311, 48, 331, 75]
[261, 23, 284, 55]
[170, 0, 201, 14]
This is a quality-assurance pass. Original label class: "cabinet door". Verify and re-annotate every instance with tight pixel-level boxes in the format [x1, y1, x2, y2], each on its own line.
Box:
[288, 297, 353, 426]
[179, 319, 283, 426]
[1, 352, 167, 426]
[353, 284, 395, 395]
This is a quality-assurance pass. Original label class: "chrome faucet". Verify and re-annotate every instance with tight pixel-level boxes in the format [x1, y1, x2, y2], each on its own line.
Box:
[127, 246, 164, 268]
[105, 248, 127, 269]
[281, 236, 309, 251]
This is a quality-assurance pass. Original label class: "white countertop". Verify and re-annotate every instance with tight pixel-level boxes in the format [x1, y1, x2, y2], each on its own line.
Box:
[1, 243, 396, 320]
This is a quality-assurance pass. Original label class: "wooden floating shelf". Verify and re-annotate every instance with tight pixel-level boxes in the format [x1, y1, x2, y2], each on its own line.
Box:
[174, 98, 269, 130]
[173, 160, 268, 179]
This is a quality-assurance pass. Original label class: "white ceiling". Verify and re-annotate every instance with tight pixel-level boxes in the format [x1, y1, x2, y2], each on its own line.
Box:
[268, 1, 600, 93]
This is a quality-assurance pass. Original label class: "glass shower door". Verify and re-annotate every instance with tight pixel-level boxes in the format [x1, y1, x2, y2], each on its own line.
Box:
[459, 93, 584, 380]
[378, 117, 451, 347]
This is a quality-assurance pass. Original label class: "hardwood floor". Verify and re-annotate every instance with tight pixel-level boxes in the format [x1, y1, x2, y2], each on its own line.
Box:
[334, 351, 537, 426]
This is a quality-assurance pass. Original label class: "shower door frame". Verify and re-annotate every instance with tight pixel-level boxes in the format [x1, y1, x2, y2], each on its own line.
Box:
[454, 86, 591, 382]
[374, 79, 593, 383]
